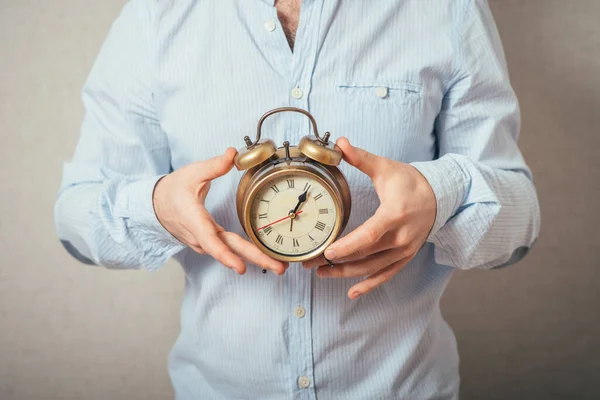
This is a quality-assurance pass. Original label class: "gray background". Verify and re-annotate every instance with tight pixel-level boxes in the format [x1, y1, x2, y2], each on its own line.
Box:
[1, 0, 598, 399]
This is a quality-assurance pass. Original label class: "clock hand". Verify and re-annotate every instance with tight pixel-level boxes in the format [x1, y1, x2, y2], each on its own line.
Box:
[256, 210, 304, 231]
[292, 186, 311, 215]
[290, 186, 310, 232]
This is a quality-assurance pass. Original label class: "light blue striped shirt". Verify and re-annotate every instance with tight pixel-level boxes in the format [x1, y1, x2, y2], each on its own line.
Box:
[54, 1, 540, 398]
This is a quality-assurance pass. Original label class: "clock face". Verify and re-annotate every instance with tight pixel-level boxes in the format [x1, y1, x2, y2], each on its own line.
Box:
[249, 172, 338, 257]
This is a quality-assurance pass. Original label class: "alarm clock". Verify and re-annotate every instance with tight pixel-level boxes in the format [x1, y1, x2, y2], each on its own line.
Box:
[234, 107, 351, 263]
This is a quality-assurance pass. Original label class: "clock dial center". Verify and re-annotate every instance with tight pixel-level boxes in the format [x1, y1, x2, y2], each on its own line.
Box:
[250, 174, 337, 256]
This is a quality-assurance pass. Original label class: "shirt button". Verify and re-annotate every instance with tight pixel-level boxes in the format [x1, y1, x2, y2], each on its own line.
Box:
[291, 87, 304, 99]
[294, 306, 306, 318]
[375, 86, 388, 98]
[298, 376, 311, 389]
[264, 20, 276, 32]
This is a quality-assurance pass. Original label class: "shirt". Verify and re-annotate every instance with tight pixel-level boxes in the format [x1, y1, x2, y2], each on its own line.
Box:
[54, 1, 541, 399]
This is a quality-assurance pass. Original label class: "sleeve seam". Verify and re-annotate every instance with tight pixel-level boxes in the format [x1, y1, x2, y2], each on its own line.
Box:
[445, 0, 474, 95]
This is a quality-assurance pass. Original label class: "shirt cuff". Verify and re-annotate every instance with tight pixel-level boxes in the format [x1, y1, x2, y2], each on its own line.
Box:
[411, 154, 469, 241]
[116, 175, 186, 265]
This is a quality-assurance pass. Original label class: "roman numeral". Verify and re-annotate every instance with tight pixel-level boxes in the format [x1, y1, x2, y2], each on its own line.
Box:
[287, 179, 295, 189]
[271, 185, 280, 193]
[303, 182, 311, 191]
[263, 226, 273, 235]
[319, 208, 328, 214]
[314, 193, 323, 201]
[259, 213, 268, 219]
[315, 221, 326, 231]
[276, 235, 284, 245]
[308, 234, 315, 242]
[292, 238, 299, 248]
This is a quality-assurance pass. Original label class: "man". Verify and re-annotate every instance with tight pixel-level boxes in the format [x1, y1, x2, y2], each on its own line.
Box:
[55, 0, 540, 399]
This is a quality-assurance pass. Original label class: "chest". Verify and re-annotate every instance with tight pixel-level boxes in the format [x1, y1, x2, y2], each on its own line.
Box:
[152, 1, 455, 172]
[275, 0, 301, 47]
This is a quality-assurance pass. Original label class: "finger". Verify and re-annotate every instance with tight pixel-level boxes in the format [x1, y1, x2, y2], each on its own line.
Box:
[324, 209, 388, 261]
[194, 147, 237, 181]
[347, 256, 413, 299]
[220, 232, 287, 275]
[188, 244, 207, 255]
[303, 232, 398, 269]
[336, 137, 382, 178]
[193, 218, 246, 273]
[302, 254, 328, 269]
[332, 233, 398, 263]
[317, 248, 405, 279]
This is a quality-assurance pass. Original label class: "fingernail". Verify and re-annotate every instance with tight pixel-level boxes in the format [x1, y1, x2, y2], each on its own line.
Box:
[324, 248, 337, 260]
[317, 268, 330, 278]
[349, 290, 360, 299]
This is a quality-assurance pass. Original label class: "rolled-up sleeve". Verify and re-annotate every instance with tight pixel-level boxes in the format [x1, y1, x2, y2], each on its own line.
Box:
[411, 0, 541, 270]
[54, 0, 185, 270]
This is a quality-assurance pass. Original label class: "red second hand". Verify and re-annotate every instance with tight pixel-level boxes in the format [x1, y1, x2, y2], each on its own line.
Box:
[256, 210, 304, 231]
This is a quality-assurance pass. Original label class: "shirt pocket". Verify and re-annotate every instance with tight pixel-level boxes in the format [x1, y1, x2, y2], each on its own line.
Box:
[333, 80, 427, 163]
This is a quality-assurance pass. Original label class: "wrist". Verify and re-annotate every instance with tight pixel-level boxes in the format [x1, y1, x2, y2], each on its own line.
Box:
[152, 175, 170, 231]
[114, 175, 184, 249]
[411, 166, 438, 239]
[410, 155, 469, 240]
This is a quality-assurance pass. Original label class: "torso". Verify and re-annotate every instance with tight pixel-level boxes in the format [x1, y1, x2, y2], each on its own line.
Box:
[153, 2, 461, 397]
[275, 0, 301, 50]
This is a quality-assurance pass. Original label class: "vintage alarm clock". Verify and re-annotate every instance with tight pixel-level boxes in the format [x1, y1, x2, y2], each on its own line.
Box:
[234, 107, 351, 264]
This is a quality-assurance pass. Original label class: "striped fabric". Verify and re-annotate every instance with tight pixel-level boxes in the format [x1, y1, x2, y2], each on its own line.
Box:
[54, 1, 540, 399]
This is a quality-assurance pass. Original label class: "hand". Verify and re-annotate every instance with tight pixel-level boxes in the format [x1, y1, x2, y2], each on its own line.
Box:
[153, 148, 287, 275]
[302, 137, 436, 299]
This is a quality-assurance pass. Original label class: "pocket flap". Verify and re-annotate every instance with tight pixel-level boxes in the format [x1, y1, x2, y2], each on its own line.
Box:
[337, 81, 422, 102]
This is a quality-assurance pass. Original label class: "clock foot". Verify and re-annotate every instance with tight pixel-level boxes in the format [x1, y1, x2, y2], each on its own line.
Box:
[323, 254, 335, 268]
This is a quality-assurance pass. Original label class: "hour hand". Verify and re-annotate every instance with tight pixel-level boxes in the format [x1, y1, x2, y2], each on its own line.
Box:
[297, 188, 309, 204]
[292, 186, 310, 215]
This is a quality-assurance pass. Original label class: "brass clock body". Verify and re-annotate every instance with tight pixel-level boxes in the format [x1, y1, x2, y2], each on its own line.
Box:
[234, 108, 351, 263]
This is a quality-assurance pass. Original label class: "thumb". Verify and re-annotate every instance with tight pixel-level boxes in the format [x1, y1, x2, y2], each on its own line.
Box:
[195, 147, 237, 181]
[336, 137, 381, 178]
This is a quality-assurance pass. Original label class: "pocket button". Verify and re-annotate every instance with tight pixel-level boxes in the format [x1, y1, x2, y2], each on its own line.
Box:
[375, 86, 388, 98]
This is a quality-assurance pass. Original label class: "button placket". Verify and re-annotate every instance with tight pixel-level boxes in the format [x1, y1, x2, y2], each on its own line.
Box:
[282, 2, 325, 398]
